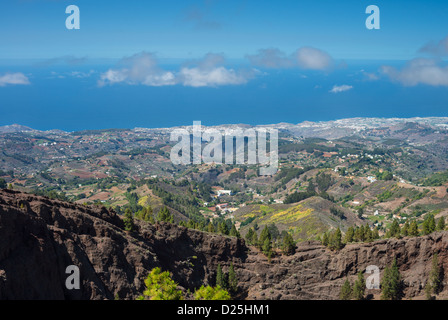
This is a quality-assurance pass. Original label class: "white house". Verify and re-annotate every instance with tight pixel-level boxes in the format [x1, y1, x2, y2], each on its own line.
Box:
[217, 190, 232, 197]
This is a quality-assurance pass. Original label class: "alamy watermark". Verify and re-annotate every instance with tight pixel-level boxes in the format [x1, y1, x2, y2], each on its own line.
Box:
[365, 265, 380, 289]
[64, 5, 379, 31]
[65, 265, 80, 290]
[170, 121, 278, 175]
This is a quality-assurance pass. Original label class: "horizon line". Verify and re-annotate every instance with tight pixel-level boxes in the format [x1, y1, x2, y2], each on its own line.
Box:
[2, 116, 448, 133]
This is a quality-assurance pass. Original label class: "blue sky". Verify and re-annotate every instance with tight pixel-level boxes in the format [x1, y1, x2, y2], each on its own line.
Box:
[1, 0, 448, 60]
[1, 0, 448, 130]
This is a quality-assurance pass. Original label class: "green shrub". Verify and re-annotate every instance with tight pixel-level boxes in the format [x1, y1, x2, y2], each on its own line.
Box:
[138, 268, 183, 300]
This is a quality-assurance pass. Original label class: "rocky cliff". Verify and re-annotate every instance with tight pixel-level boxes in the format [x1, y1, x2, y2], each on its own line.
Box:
[0, 189, 447, 300]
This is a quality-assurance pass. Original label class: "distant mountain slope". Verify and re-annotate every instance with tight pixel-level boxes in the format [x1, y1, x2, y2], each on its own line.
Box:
[234, 196, 364, 241]
[0, 124, 34, 133]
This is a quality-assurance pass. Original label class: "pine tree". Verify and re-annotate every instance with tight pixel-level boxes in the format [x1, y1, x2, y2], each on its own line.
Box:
[138, 267, 183, 300]
[436, 217, 445, 231]
[144, 206, 153, 222]
[352, 271, 366, 300]
[401, 221, 410, 237]
[245, 228, 255, 245]
[344, 226, 355, 243]
[322, 232, 329, 246]
[259, 226, 271, 244]
[194, 285, 230, 300]
[361, 225, 368, 242]
[207, 222, 215, 233]
[381, 259, 402, 300]
[372, 227, 380, 240]
[423, 214, 436, 235]
[262, 238, 273, 259]
[409, 220, 419, 236]
[218, 222, 229, 235]
[228, 263, 238, 294]
[339, 278, 352, 300]
[425, 281, 433, 300]
[251, 230, 258, 246]
[387, 220, 401, 238]
[353, 227, 361, 242]
[281, 232, 296, 255]
[329, 228, 343, 251]
[216, 264, 227, 289]
[427, 253, 443, 297]
[157, 206, 172, 223]
[229, 225, 240, 238]
[124, 208, 135, 232]
[365, 227, 373, 243]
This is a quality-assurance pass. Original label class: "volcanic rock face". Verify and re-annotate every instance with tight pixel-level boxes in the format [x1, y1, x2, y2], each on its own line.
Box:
[0, 189, 447, 300]
[0, 189, 245, 299]
[242, 234, 448, 300]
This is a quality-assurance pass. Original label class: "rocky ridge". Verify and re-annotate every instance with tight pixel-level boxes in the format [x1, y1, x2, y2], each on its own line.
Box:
[0, 189, 447, 300]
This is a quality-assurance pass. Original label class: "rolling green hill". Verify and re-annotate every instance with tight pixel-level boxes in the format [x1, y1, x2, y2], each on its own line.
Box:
[234, 196, 363, 242]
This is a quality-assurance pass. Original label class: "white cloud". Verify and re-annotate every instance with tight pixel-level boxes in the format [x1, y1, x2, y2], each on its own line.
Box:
[99, 52, 253, 87]
[0, 72, 30, 86]
[329, 84, 353, 93]
[179, 53, 252, 87]
[99, 69, 128, 85]
[98, 52, 176, 87]
[49, 70, 96, 80]
[179, 66, 248, 87]
[381, 58, 448, 87]
[296, 47, 333, 70]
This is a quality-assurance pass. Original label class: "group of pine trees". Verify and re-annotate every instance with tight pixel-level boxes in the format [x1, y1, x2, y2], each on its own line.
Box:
[123, 203, 244, 240]
[321, 224, 380, 251]
[344, 225, 380, 243]
[321, 228, 343, 251]
[339, 271, 366, 300]
[386, 215, 446, 239]
[339, 259, 403, 300]
[425, 253, 444, 300]
[216, 263, 238, 295]
[322, 214, 447, 251]
[123, 205, 174, 232]
[134, 206, 155, 223]
[339, 255, 444, 300]
[380, 259, 403, 300]
[245, 225, 296, 258]
[178, 219, 241, 238]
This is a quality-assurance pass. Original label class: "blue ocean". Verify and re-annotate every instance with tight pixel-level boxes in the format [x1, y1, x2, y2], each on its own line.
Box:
[1, 60, 448, 131]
